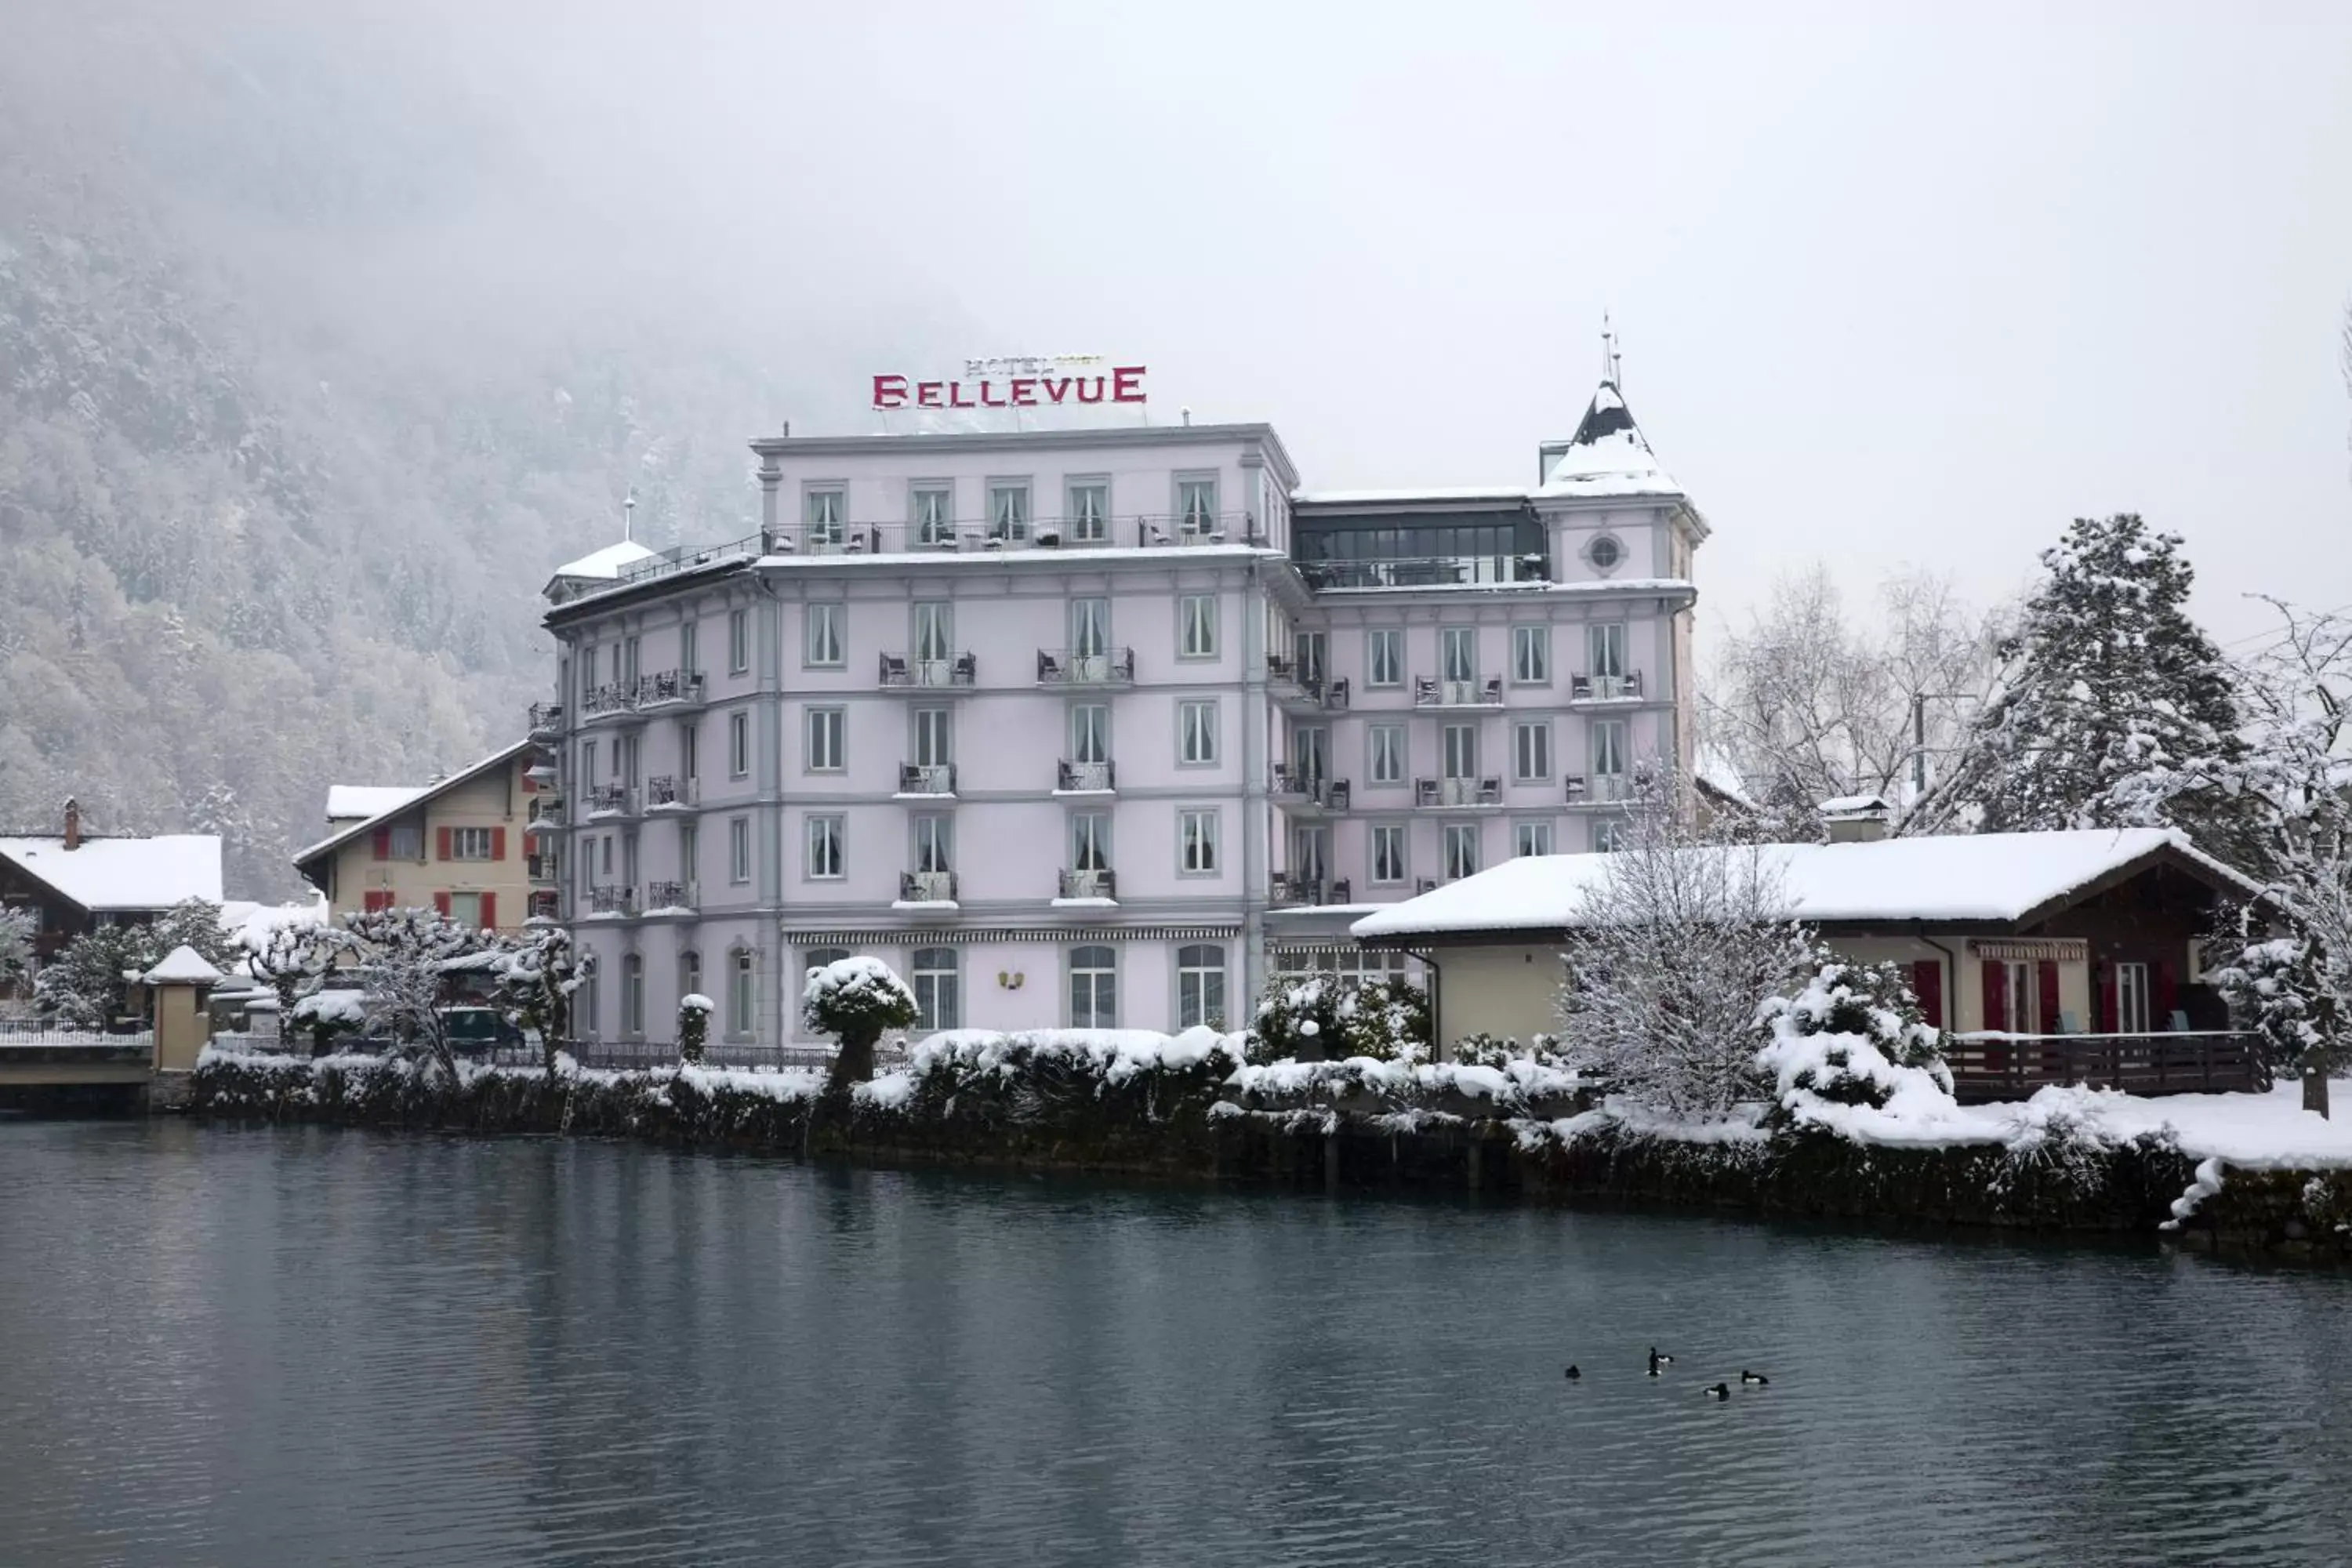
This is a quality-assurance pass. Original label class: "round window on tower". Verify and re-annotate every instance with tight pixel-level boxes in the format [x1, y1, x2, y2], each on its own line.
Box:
[1587, 535, 1624, 572]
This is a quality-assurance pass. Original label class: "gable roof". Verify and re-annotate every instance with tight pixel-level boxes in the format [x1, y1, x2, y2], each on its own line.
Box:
[326, 784, 430, 821]
[292, 739, 534, 870]
[1534, 380, 1684, 501]
[1352, 828, 2263, 944]
[0, 833, 224, 913]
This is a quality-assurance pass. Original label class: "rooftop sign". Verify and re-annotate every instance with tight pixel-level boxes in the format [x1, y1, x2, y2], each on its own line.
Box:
[872, 356, 1147, 412]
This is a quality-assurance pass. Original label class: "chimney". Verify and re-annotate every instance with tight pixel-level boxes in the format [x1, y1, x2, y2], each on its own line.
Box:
[1820, 794, 1891, 844]
[63, 797, 82, 850]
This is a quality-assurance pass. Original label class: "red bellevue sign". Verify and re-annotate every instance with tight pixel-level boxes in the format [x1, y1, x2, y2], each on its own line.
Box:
[873, 364, 1147, 412]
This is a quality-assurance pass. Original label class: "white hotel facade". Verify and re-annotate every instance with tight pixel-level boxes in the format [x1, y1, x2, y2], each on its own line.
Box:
[533, 376, 1705, 1049]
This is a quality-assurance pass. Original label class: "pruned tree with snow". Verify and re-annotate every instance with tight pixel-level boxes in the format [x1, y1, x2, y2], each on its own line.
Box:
[0, 906, 35, 997]
[678, 993, 713, 1065]
[495, 924, 590, 1076]
[245, 919, 350, 1041]
[341, 906, 501, 1084]
[1755, 948, 1953, 1130]
[803, 956, 916, 1091]
[1555, 764, 1814, 1117]
[1250, 973, 1430, 1064]
[2213, 937, 2340, 1118]
[1906, 516, 2253, 860]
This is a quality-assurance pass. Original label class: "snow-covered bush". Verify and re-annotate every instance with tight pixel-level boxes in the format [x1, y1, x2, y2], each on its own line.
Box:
[0, 906, 35, 995]
[678, 993, 713, 1064]
[1754, 950, 1954, 1132]
[291, 987, 367, 1056]
[1249, 974, 1429, 1064]
[1452, 1032, 1566, 1069]
[2213, 935, 2340, 1115]
[804, 956, 917, 1089]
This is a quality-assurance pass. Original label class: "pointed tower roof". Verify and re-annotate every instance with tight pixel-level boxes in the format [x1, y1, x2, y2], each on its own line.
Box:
[1536, 380, 1683, 500]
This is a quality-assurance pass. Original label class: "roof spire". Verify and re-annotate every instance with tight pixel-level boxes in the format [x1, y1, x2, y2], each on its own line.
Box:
[622, 488, 637, 543]
[1599, 313, 1623, 389]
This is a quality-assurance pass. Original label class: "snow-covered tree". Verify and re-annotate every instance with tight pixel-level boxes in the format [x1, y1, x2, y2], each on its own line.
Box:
[1250, 973, 1430, 1063]
[33, 924, 148, 1028]
[803, 956, 916, 1091]
[495, 924, 590, 1076]
[2213, 937, 2340, 1117]
[1555, 764, 1814, 1116]
[149, 898, 240, 972]
[1906, 516, 2252, 857]
[244, 918, 349, 1029]
[678, 993, 713, 1064]
[341, 906, 500, 1084]
[1755, 949, 1952, 1129]
[0, 906, 34, 996]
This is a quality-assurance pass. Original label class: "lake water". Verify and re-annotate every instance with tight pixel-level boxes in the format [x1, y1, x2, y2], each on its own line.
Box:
[2, 1120, 2349, 1566]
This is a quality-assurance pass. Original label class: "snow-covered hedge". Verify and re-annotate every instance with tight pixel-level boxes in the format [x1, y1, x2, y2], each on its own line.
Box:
[1249, 975, 1430, 1063]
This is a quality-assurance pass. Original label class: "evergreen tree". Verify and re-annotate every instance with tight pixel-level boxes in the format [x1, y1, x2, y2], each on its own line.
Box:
[0, 906, 34, 996]
[1907, 515, 2252, 858]
[803, 956, 916, 1091]
[1755, 948, 1953, 1130]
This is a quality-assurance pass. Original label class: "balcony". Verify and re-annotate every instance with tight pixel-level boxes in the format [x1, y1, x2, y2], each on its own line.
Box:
[635, 669, 706, 711]
[1057, 868, 1117, 902]
[1413, 676, 1504, 710]
[644, 879, 699, 913]
[586, 885, 641, 918]
[897, 762, 957, 798]
[762, 511, 1259, 557]
[527, 891, 561, 924]
[1570, 670, 1644, 704]
[644, 775, 699, 811]
[579, 684, 647, 724]
[528, 702, 565, 739]
[1296, 553, 1552, 592]
[1566, 775, 1633, 807]
[1270, 873, 1354, 909]
[526, 853, 559, 884]
[1270, 768, 1351, 815]
[524, 800, 566, 836]
[880, 652, 978, 691]
[586, 783, 637, 818]
[1417, 776, 1504, 810]
[1036, 646, 1137, 687]
[1057, 760, 1115, 794]
[898, 869, 958, 906]
[1266, 655, 1350, 715]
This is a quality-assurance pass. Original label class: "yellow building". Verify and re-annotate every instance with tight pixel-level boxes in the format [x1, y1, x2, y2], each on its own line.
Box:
[293, 740, 552, 931]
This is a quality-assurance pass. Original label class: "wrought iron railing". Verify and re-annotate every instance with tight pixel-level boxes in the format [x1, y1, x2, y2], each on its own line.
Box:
[644, 880, 697, 912]
[1414, 675, 1504, 707]
[635, 669, 706, 708]
[586, 784, 636, 815]
[880, 652, 977, 689]
[1058, 760, 1114, 793]
[898, 763, 956, 796]
[644, 775, 697, 809]
[1566, 775, 1632, 804]
[1036, 647, 1137, 685]
[1417, 777, 1502, 808]
[1570, 670, 1643, 701]
[1058, 868, 1116, 899]
[586, 886, 640, 916]
[762, 513, 1260, 557]
[899, 870, 958, 902]
[1270, 874, 1353, 909]
[1294, 554, 1551, 591]
[1270, 768, 1351, 811]
[528, 702, 565, 735]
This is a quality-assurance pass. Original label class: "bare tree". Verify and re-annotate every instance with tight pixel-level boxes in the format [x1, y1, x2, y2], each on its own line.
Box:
[341, 908, 501, 1086]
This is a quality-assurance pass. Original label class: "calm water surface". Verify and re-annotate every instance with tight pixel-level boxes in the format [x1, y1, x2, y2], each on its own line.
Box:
[2, 1120, 2349, 1566]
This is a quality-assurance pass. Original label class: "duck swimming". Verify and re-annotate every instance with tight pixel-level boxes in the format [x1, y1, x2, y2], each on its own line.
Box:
[1563, 1365, 1581, 1380]
[1740, 1370, 1769, 1386]
[1704, 1383, 1731, 1401]
[1647, 1348, 1672, 1376]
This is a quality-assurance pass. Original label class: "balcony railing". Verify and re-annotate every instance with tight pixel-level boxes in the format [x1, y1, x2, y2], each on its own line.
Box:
[880, 652, 978, 689]
[899, 870, 958, 904]
[587, 885, 641, 917]
[526, 854, 558, 884]
[1267, 655, 1352, 711]
[1566, 775, 1632, 805]
[527, 891, 561, 923]
[1945, 1032, 2269, 1103]
[1295, 553, 1551, 592]
[1058, 868, 1116, 900]
[762, 512, 1261, 558]
[635, 669, 706, 709]
[1058, 760, 1115, 793]
[528, 702, 565, 736]
[1270, 873, 1354, 909]
[644, 775, 698, 810]
[898, 762, 957, 797]
[1414, 676, 1504, 708]
[1570, 670, 1643, 702]
[586, 784, 637, 816]
[1270, 768, 1351, 811]
[1036, 647, 1136, 686]
[580, 684, 641, 720]
[1417, 776, 1503, 808]
[524, 801, 566, 833]
[644, 880, 698, 913]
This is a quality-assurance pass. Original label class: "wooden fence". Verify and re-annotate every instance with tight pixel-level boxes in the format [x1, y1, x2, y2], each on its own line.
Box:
[1945, 1032, 2269, 1103]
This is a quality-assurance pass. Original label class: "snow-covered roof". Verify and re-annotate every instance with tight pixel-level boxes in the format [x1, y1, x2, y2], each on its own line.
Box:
[326, 785, 429, 821]
[0, 833, 223, 913]
[549, 539, 660, 582]
[1291, 485, 1533, 507]
[142, 945, 223, 985]
[1533, 379, 1684, 500]
[1352, 829, 2262, 942]
[1818, 793, 1891, 818]
[1693, 746, 1755, 811]
[292, 739, 535, 869]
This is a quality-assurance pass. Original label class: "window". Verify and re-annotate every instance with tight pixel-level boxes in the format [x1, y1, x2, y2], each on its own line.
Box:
[622, 831, 638, 887]
[1443, 823, 1480, 881]
[622, 953, 644, 1035]
[805, 602, 844, 667]
[987, 481, 1029, 541]
[1588, 622, 1628, 680]
[681, 723, 699, 782]
[2116, 961, 2152, 1034]
[601, 835, 613, 876]
[913, 815, 953, 873]
[681, 949, 702, 1005]
[730, 950, 755, 1036]
[1591, 718, 1628, 796]
[1592, 818, 1627, 854]
[1069, 945, 1116, 1029]
[1177, 943, 1226, 1029]
[1178, 594, 1218, 658]
[1297, 631, 1327, 687]
[1291, 727, 1329, 787]
[728, 608, 749, 673]
[447, 891, 483, 927]
[1178, 700, 1218, 765]
[911, 948, 959, 1031]
[1512, 626, 1550, 684]
[388, 824, 425, 860]
[1070, 597, 1109, 659]
[451, 827, 494, 860]
[1067, 481, 1109, 543]
[1513, 720, 1553, 782]
[579, 967, 601, 1037]
[681, 621, 699, 676]
[1071, 703, 1110, 764]
[581, 645, 597, 692]
[2002, 960, 2038, 1034]
[621, 636, 640, 687]
[1072, 812, 1110, 871]
[729, 711, 750, 779]
[730, 817, 751, 884]
[913, 708, 952, 769]
[1588, 534, 1624, 572]
[1515, 822, 1554, 858]
[912, 485, 953, 546]
[1442, 723, 1478, 781]
[679, 822, 698, 883]
[913, 601, 953, 666]
[1292, 826, 1329, 884]
[802, 947, 850, 983]
[804, 487, 845, 545]
[1369, 724, 1405, 785]
[1441, 626, 1477, 683]
[1370, 823, 1407, 885]
[581, 738, 597, 789]
[806, 814, 844, 880]
[1176, 477, 1218, 535]
[807, 707, 846, 771]
[1178, 808, 1219, 874]
[1367, 629, 1403, 688]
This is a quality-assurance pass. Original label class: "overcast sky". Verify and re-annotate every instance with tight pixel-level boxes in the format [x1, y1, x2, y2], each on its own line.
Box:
[83, 1, 2352, 646]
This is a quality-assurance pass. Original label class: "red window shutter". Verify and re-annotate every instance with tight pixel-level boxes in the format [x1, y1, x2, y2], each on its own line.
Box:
[1910, 960, 1944, 1031]
[436, 826, 452, 861]
[364, 890, 393, 913]
[2036, 960, 2060, 1035]
[2154, 960, 2178, 1029]
[491, 826, 507, 861]
[2096, 961, 2117, 1035]
[433, 891, 452, 917]
[1980, 956, 2006, 1033]
[372, 829, 390, 862]
[479, 891, 497, 931]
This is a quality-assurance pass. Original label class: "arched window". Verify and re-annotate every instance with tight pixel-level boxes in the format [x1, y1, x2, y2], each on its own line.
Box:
[1069, 945, 1116, 1029]
[1177, 942, 1225, 1030]
[621, 953, 644, 1036]
[910, 947, 959, 1033]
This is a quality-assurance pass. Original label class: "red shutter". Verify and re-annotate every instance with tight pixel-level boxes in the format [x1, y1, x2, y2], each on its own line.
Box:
[2096, 961, 2117, 1035]
[433, 891, 451, 917]
[491, 826, 507, 861]
[479, 891, 497, 931]
[371, 829, 390, 862]
[1910, 960, 1944, 1031]
[2154, 959, 2178, 1030]
[1981, 956, 2007, 1033]
[436, 826, 452, 862]
[2036, 960, 2061, 1036]
[363, 890, 394, 913]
